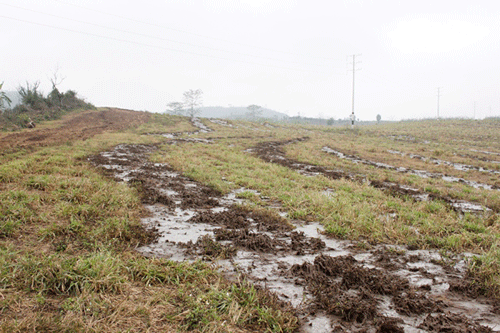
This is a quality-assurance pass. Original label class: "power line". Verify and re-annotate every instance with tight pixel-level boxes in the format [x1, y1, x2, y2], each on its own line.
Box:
[348, 54, 362, 128]
[0, 2, 334, 68]
[437, 87, 442, 119]
[49, 0, 337, 61]
[0, 14, 338, 75]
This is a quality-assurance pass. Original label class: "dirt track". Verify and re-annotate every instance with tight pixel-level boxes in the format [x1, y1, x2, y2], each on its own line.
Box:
[89, 137, 500, 332]
[0, 108, 150, 151]
[5, 112, 500, 332]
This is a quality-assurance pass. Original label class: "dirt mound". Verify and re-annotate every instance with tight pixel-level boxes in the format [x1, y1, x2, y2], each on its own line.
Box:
[290, 231, 325, 254]
[182, 235, 237, 259]
[215, 228, 284, 252]
[186, 206, 322, 255]
[418, 312, 493, 332]
[90, 141, 500, 332]
[0, 108, 150, 151]
[251, 139, 494, 213]
[289, 254, 443, 325]
[194, 205, 293, 232]
[189, 207, 251, 229]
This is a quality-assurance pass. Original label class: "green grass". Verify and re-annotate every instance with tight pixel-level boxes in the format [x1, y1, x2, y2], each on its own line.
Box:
[2, 110, 500, 329]
[149, 118, 500, 300]
[0, 112, 298, 332]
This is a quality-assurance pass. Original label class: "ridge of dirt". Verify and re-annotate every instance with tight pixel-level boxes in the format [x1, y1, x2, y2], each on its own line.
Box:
[90, 140, 500, 332]
[249, 138, 495, 213]
[0, 108, 150, 151]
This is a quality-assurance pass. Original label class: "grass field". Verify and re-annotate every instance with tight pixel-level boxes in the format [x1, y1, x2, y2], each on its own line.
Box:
[1, 110, 499, 331]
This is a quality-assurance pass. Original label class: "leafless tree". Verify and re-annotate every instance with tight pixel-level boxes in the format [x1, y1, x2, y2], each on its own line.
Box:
[48, 66, 66, 107]
[183, 89, 203, 118]
[166, 101, 184, 115]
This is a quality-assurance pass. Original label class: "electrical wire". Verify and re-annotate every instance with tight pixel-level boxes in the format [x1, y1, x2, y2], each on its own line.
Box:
[1, 14, 344, 75]
[0, 2, 335, 68]
[50, 0, 338, 61]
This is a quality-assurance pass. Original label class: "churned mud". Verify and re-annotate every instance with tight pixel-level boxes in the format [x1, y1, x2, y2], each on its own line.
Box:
[247, 138, 493, 213]
[322, 146, 498, 191]
[90, 137, 500, 332]
[387, 150, 500, 176]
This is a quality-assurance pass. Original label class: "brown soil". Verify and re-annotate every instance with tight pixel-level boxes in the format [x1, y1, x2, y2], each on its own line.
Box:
[418, 312, 493, 332]
[251, 138, 497, 213]
[0, 108, 150, 151]
[288, 254, 440, 321]
[187, 206, 322, 255]
[6, 112, 498, 332]
[88, 138, 498, 332]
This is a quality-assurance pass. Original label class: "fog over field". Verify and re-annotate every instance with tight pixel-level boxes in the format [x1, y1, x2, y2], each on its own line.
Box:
[1, 0, 499, 120]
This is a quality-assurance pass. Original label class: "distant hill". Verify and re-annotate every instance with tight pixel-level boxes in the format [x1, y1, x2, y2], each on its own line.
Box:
[199, 106, 289, 120]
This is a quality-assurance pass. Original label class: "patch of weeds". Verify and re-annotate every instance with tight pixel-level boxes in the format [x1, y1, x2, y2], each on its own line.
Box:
[236, 190, 265, 205]
[464, 222, 486, 234]
[424, 201, 445, 214]
[424, 186, 441, 194]
[325, 221, 351, 239]
[25, 175, 51, 191]
[184, 235, 237, 260]
[289, 209, 311, 220]
[3, 251, 127, 295]
[386, 246, 406, 255]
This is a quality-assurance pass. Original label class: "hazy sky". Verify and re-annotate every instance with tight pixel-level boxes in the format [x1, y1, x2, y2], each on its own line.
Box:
[2, 0, 499, 120]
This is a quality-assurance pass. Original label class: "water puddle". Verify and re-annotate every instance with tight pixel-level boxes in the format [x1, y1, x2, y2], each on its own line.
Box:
[89, 141, 500, 332]
[323, 146, 498, 191]
[388, 150, 500, 175]
[470, 149, 500, 156]
[209, 118, 234, 127]
[191, 117, 212, 133]
[248, 138, 491, 213]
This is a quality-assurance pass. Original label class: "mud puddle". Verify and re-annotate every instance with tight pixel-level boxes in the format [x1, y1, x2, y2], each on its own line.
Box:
[323, 146, 498, 191]
[90, 141, 500, 332]
[387, 150, 500, 176]
[209, 118, 235, 127]
[320, 147, 495, 213]
[470, 149, 500, 157]
[247, 138, 492, 213]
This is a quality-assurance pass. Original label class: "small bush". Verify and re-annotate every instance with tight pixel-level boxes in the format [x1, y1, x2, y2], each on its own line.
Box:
[0, 81, 94, 131]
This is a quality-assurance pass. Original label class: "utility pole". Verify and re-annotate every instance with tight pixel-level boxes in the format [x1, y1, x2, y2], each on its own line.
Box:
[437, 87, 442, 119]
[474, 101, 476, 120]
[348, 54, 362, 129]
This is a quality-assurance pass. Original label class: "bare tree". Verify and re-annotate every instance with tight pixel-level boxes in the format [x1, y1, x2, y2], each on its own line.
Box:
[246, 104, 262, 119]
[376, 114, 381, 124]
[47, 66, 66, 107]
[166, 101, 184, 115]
[49, 66, 66, 90]
[183, 89, 203, 117]
[0, 82, 12, 111]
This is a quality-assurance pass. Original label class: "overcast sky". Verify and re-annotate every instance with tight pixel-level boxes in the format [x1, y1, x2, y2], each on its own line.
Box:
[2, 0, 499, 120]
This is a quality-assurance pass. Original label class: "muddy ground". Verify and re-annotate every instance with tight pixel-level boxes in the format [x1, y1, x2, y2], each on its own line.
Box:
[0, 108, 150, 151]
[249, 138, 495, 214]
[5, 109, 498, 332]
[89, 124, 500, 332]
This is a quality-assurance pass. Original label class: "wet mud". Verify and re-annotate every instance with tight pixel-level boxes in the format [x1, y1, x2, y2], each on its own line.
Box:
[387, 150, 500, 176]
[323, 146, 499, 191]
[247, 138, 493, 213]
[90, 139, 500, 332]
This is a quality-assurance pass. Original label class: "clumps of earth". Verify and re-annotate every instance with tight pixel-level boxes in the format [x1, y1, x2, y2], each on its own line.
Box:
[182, 205, 325, 257]
[89, 139, 499, 333]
